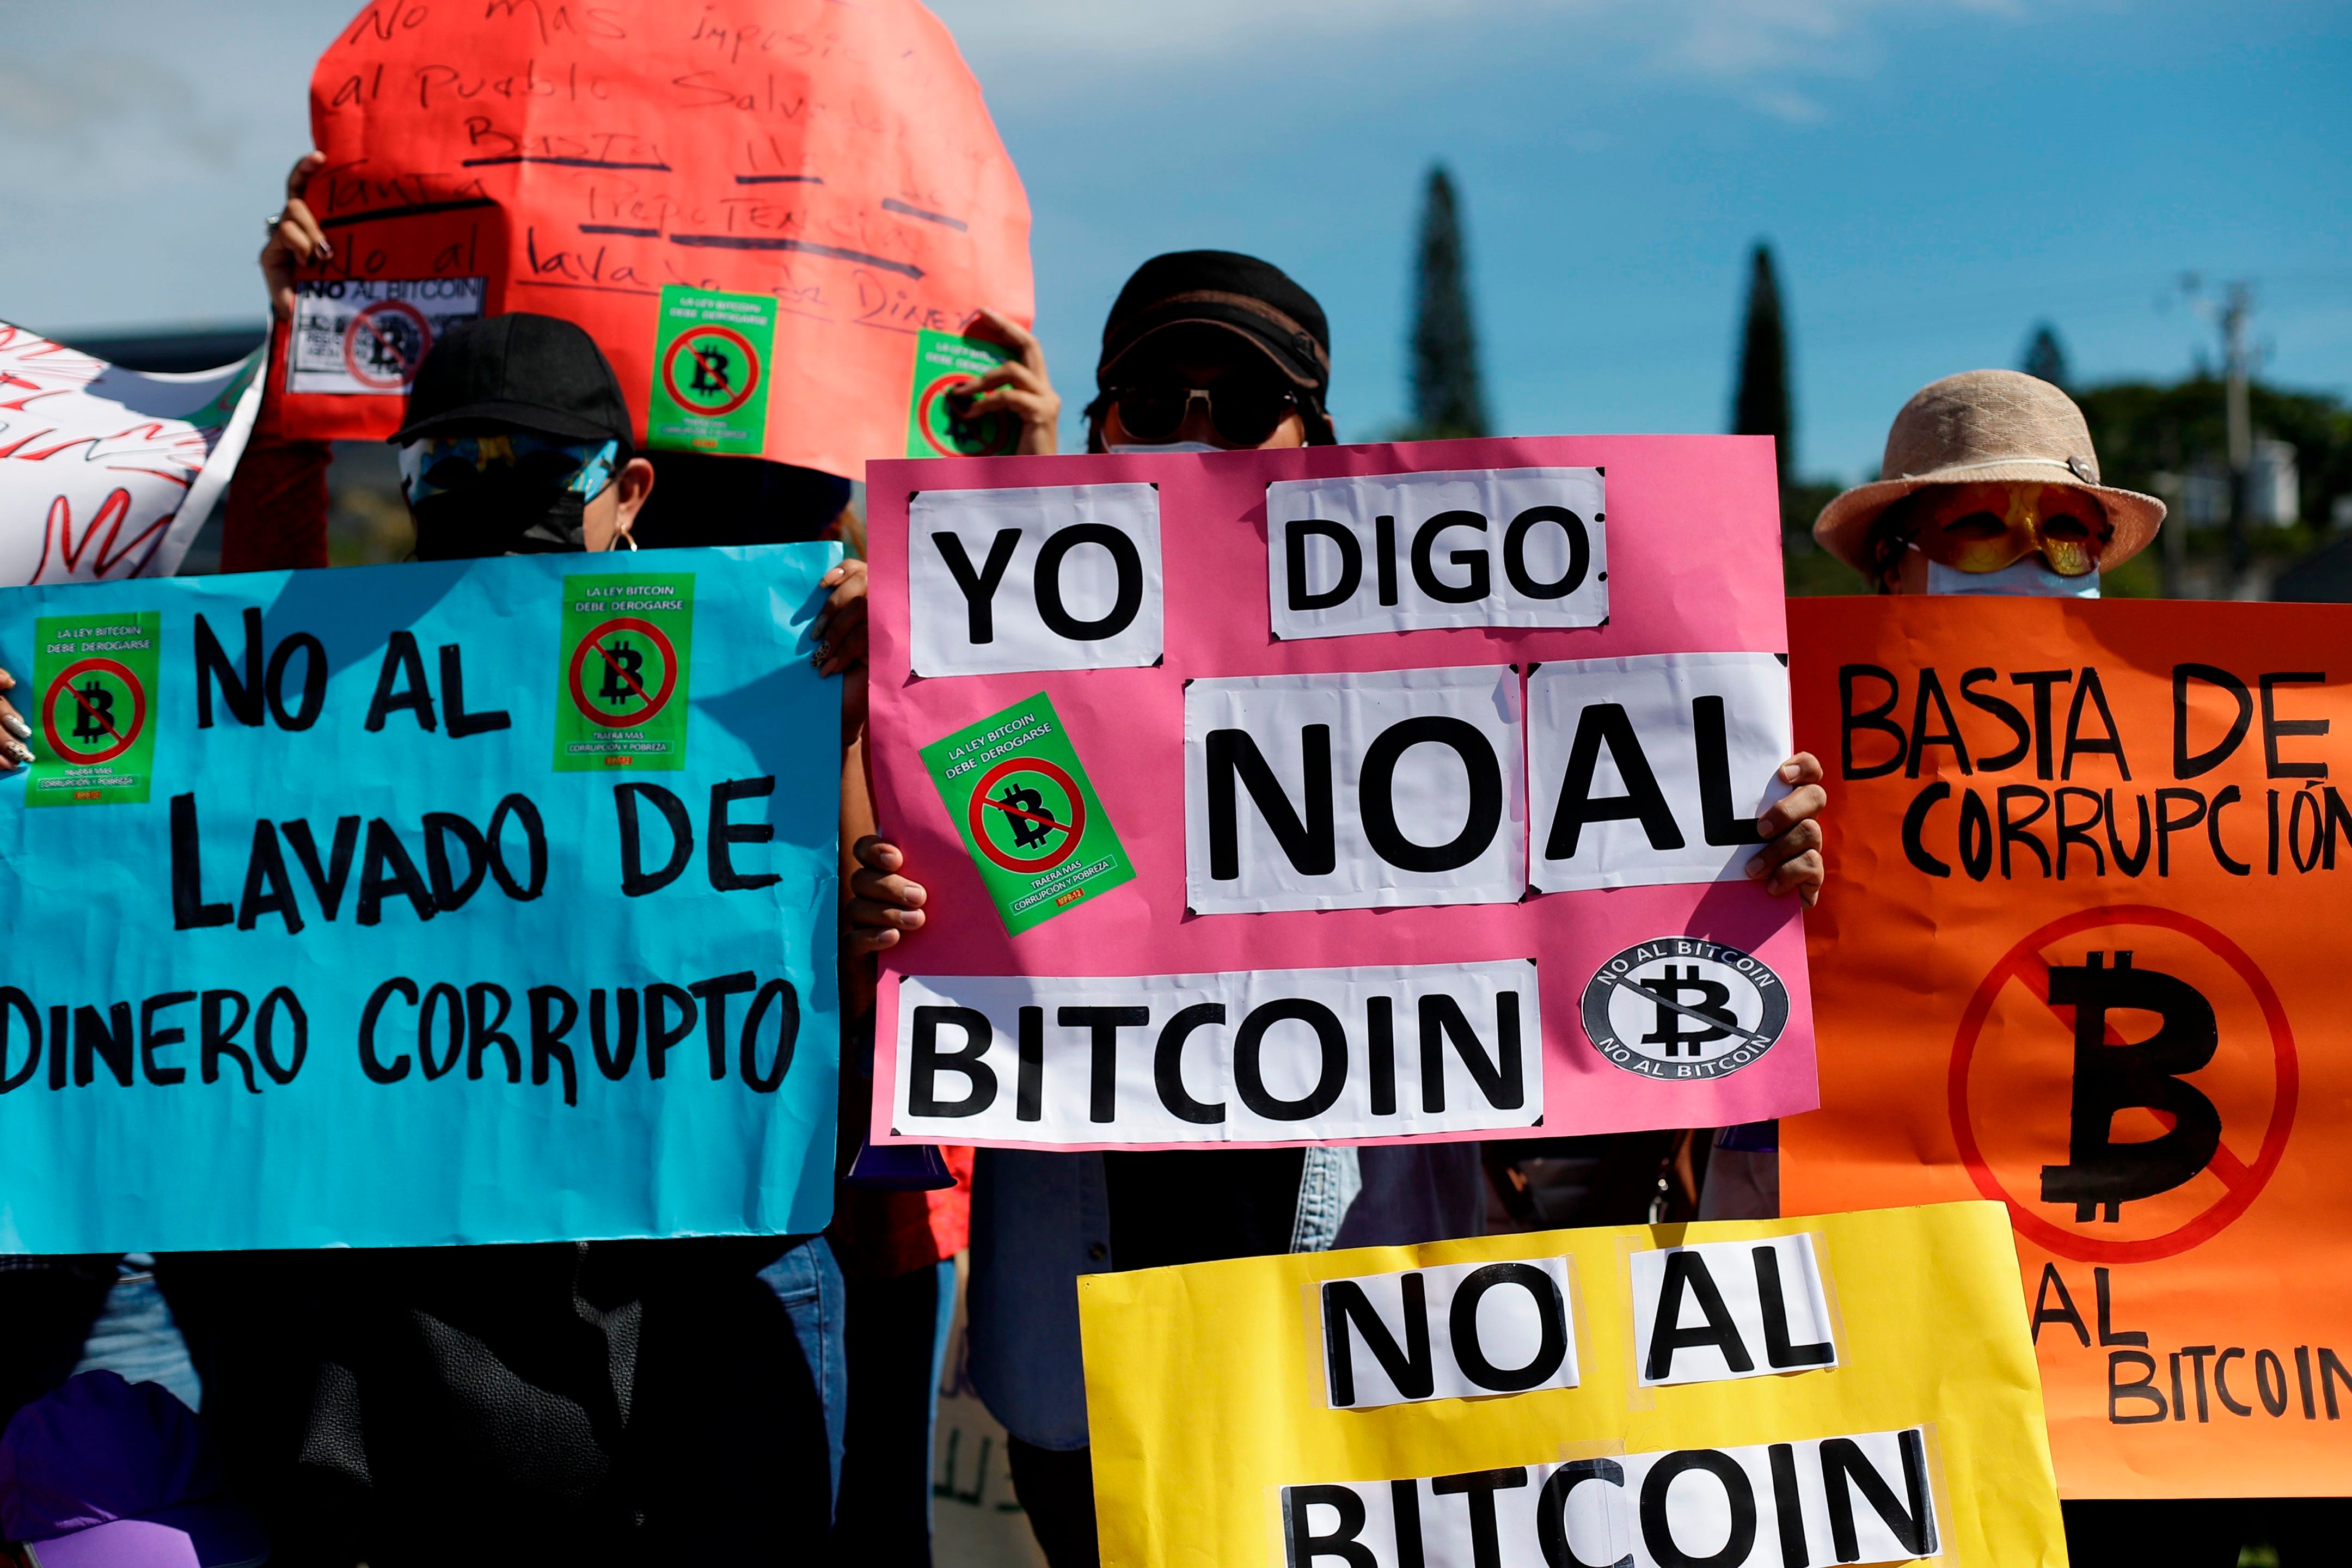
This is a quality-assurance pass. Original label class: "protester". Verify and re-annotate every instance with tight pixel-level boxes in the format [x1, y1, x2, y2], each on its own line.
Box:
[201, 252, 851, 1557]
[1811, 369, 2164, 598]
[844, 249, 1833, 1568]
[1800, 368, 2295, 1567]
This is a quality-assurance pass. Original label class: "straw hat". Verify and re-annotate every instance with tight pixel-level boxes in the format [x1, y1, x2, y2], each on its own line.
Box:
[1811, 369, 2165, 576]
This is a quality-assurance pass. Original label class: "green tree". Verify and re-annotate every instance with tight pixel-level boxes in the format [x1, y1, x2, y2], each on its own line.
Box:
[2074, 377, 2352, 531]
[1407, 165, 1489, 439]
[1731, 241, 1792, 486]
[2020, 322, 2071, 389]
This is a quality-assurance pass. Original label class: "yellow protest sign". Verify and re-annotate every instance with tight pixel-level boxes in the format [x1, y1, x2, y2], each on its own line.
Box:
[1080, 1201, 2063, 1568]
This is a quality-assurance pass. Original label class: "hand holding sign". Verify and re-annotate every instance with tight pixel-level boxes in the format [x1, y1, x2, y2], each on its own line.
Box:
[0, 666, 32, 770]
[260, 151, 333, 322]
[1748, 751, 1827, 905]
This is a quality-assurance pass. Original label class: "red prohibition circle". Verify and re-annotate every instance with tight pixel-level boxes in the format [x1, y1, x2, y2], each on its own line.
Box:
[567, 616, 680, 728]
[661, 325, 761, 417]
[967, 756, 1083, 873]
[1947, 904, 2297, 1264]
[40, 657, 146, 765]
[914, 373, 1010, 457]
[342, 298, 432, 390]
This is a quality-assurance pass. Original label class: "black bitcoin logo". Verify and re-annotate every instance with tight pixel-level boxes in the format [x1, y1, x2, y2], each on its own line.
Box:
[1582, 940, 1790, 1081]
[70, 678, 115, 743]
[1637, 965, 1737, 1057]
[689, 346, 733, 396]
[2038, 951, 2221, 1223]
[999, 782, 1056, 850]
[598, 637, 645, 708]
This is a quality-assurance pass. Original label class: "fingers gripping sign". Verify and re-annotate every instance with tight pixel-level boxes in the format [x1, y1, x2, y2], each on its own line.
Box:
[847, 834, 928, 959]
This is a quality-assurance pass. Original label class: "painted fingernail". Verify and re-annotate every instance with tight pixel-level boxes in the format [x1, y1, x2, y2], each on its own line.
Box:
[5, 740, 31, 764]
[0, 713, 27, 740]
[0, 669, 15, 688]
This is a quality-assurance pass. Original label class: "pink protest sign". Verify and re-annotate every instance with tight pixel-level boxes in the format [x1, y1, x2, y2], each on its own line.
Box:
[866, 436, 1817, 1150]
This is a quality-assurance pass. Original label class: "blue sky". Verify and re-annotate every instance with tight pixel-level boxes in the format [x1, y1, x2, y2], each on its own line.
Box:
[5, 0, 2347, 480]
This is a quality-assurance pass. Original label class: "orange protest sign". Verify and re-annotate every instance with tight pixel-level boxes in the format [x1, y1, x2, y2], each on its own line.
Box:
[279, 0, 1032, 478]
[1783, 595, 2352, 1498]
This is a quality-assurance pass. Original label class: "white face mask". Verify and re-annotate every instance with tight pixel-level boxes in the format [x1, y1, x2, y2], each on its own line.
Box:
[1927, 556, 2100, 598]
[1106, 440, 1224, 455]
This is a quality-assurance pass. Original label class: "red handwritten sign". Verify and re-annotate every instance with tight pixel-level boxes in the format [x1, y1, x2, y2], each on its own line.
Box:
[283, 0, 1034, 479]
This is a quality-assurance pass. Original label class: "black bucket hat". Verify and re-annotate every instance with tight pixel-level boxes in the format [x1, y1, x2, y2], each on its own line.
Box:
[1093, 252, 1336, 444]
[389, 313, 634, 449]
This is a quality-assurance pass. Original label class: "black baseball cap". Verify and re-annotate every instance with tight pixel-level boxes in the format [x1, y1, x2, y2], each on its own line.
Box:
[1095, 252, 1334, 440]
[388, 313, 634, 448]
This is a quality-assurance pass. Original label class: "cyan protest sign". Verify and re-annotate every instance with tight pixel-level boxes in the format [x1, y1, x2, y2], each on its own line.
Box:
[0, 544, 841, 1252]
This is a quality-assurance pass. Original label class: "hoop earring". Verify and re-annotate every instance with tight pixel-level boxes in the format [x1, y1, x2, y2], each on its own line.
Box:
[618, 527, 639, 552]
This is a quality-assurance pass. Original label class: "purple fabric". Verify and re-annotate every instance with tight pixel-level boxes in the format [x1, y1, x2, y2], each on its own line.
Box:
[25, 1517, 202, 1568]
[0, 1373, 266, 1567]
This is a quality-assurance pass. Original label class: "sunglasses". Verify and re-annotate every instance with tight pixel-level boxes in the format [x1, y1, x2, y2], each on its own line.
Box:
[398, 433, 620, 506]
[1106, 379, 1300, 448]
[1902, 481, 2110, 578]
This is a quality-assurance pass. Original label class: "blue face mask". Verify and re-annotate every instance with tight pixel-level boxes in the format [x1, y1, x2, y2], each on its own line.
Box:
[399, 434, 622, 560]
[397, 433, 620, 506]
[1927, 556, 2100, 598]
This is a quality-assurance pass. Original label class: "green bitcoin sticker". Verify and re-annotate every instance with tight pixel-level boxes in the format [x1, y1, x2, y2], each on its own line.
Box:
[922, 693, 1135, 934]
[28, 612, 161, 807]
[554, 575, 695, 771]
[905, 329, 1019, 458]
[650, 286, 777, 455]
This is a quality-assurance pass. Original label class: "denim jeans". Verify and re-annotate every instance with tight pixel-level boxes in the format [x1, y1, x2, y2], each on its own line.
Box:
[0, 1254, 201, 1425]
[74, 1255, 204, 1412]
[760, 1233, 849, 1510]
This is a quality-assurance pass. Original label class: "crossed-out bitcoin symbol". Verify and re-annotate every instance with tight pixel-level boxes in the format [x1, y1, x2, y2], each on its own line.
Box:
[567, 617, 679, 728]
[40, 657, 145, 765]
[661, 326, 759, 418]
[967, 757, 1085, 875]
[1948, 906, 2298, 1264]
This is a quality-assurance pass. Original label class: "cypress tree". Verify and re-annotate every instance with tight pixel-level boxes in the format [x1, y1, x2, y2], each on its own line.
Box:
[1731, 241, 1793, 485]
[1409, 165, 1490, 439]
[2020, 322, 2071, 390]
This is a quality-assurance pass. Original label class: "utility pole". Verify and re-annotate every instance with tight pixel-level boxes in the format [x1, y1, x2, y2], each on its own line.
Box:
[2185, 277, 2256, 590]
[2221, 282, 2254, 587]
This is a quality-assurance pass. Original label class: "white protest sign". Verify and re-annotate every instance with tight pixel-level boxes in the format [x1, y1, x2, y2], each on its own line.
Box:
[0, 324, 262, 586]
[1527, 652, 1793, 893]
[1184, 665, 1526, 914]
[1265, 467, 1607, 640]
[1279, 1426, 1937, 1568]
[909, 483, 1163, 677]
[287, 277, 485, 396]
[1630, 1233, 1839, 1387]
[1320, 1254, 1579, 1410]
[892, 961, 1541, 1144]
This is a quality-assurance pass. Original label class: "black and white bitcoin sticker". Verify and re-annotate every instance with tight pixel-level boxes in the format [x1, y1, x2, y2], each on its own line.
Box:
[1580, 938, 1788, 1080]
[289, 278, 486, 396]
